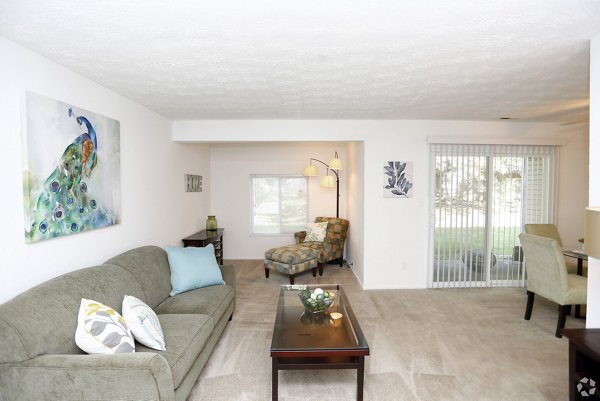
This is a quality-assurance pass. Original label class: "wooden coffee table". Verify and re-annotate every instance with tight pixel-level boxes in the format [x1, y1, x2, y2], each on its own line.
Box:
[270, 284, 370, 401]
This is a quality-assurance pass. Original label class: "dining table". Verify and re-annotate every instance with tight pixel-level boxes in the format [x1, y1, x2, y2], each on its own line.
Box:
[563, 250, 588, 276]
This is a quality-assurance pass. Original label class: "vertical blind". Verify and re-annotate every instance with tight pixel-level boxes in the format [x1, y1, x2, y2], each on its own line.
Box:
[430, 144, 557, 288]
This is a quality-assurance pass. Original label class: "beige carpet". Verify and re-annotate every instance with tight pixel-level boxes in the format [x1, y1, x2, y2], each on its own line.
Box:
[187, 260, 584, 401]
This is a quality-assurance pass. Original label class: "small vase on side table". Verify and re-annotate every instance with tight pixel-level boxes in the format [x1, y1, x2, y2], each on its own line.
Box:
[206, 215, 218, 232]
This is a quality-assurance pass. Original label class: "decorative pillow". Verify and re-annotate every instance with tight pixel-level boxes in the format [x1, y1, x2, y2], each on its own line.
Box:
[75, 298, 135, 354]
[165, 244, 225, 296]
[305, 221, 328, 242]
[122, 295, 166, 351]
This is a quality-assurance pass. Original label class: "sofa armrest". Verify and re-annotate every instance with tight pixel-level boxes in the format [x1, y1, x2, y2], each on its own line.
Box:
[0, 353, 174, 401]
[294, 231, 307, 244]
[220, 264, 236, 288]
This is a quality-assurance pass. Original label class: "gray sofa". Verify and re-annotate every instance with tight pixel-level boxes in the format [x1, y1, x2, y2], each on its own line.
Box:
[0, 245, 236, 401]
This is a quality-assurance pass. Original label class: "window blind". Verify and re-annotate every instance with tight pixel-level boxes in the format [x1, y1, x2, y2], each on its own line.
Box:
[251, 175, 308, 234]
[430, 144, 557, 288]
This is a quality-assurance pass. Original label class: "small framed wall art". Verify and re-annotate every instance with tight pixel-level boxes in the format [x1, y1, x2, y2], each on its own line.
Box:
[185, 174, 202, 192]
[383, 161, 413, 198]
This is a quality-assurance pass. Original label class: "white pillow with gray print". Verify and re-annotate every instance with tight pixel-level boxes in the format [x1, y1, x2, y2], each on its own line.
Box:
[75, 298, 135, 354]
[305, 221, 328, 242]
[122, 295, 166, 351]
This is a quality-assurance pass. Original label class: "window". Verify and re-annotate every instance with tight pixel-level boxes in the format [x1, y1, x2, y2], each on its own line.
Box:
[251, 175, 308, 234]
[430, 144, 557, 288]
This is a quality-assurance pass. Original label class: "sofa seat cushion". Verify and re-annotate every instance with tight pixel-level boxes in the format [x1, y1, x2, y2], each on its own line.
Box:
[136, 314, 214, 389]
[154, 285, 234, 323]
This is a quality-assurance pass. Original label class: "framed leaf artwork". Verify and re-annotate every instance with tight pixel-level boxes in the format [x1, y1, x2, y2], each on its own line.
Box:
[383, 161, 413, 198]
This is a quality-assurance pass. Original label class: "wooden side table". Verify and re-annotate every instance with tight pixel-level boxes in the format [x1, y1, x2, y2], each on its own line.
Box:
[562, 329, 600, 400]
[563, 250, 588, 276]
[182, 228, 224, 265]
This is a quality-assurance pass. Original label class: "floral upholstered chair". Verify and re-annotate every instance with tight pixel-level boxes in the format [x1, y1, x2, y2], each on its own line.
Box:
[294, 217, 349, 267]
[264, 217, 349, 284]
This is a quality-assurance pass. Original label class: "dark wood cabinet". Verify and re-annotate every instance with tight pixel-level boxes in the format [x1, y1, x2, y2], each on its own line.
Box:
[182, 228, 224, 265]
[562, 329, 600, 400]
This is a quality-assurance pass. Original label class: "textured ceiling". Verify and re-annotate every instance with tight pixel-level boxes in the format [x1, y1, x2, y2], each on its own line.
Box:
[1, 1, 599, 123]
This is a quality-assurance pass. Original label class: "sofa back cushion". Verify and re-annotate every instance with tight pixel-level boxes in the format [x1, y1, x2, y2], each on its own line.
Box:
[104, 246, 172, 309]
[0, 265, 144, 363]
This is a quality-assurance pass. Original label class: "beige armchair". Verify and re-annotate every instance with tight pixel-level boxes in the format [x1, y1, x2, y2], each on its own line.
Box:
[524, 224, 562, 244]
[519, 233, 587, 338]
[524, 223, 581, 275]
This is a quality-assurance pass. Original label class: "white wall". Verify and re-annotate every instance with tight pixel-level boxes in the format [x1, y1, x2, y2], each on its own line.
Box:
[556, 123, 589, 249]
[587, 34, 600, 328]
[174, 119, 588, 289]
[346, 141, 365, 285]
[0, 37, 211, 303]
[209, 143, 346, 258]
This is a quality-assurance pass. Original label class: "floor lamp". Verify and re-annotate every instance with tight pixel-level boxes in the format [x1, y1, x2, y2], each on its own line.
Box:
[303, 152, 342, 218]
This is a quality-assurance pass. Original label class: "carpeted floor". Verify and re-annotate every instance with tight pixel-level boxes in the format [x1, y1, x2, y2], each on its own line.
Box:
[187, 260, 584, 401]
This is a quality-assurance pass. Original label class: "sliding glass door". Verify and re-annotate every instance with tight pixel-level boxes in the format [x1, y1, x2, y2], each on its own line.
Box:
[430, 144, 556, 288]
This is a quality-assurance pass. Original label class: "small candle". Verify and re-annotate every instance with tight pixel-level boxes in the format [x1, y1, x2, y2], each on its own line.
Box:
[329, 312, 343, 327]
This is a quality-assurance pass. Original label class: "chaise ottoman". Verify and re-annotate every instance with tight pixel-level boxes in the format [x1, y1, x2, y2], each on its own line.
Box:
[264, 245, 322, 284]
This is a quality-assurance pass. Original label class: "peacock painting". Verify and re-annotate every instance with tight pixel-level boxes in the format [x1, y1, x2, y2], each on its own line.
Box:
[23, 92, 121, 243]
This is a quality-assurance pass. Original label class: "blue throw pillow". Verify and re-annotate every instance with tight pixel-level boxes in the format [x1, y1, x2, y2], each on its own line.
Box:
[165, 244, 225, 296]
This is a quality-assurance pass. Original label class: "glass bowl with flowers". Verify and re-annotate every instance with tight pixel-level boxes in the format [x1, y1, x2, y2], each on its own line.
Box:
[298, 287, 335, 314]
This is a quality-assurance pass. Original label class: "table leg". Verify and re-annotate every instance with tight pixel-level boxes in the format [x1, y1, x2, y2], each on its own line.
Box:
[576, 259, 584, 318]
[569, 342, 576, 401]
[357, 356, 364, 401]
[272, 357, 278, 401]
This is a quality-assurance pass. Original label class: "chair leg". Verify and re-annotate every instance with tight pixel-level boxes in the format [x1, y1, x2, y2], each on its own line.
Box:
[265, 267, 270, 278]
[312, 267, 317, 277]
[289, 275, 294, 285]
[524, 291, 535, 320]
[556, 305, 570, 338]
[318, 263, 324, 276]
[340, 258, 343, 267]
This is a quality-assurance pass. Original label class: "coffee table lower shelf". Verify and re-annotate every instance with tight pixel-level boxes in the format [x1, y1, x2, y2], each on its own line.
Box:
[271, 354, 366, 401]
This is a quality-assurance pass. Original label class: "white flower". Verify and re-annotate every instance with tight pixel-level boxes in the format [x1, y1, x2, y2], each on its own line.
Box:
[310, 293, 317, 300]
[314, 288, 324, 296]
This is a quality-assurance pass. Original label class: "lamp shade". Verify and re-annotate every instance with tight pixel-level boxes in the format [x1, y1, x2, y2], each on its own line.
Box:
[328, 156, 342, 170]
[320, 175, 335, 188]
[303, 165, 318, 176]
[585, 207, 600, 258]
